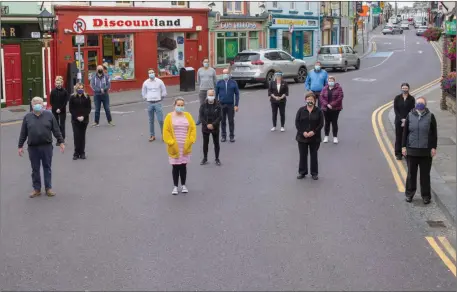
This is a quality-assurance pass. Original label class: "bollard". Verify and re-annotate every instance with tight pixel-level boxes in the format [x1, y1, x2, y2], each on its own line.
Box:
[28, 88, 32, 112]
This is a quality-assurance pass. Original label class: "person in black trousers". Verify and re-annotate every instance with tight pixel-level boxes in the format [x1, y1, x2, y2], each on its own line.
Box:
[199, 89, 222, 166]
[394, 82, 415, 160]
[402, 97, 437, 205]
[268, 71, 289, 132]
[69, 83, 92, 160]
[295, 92, 324, 180]
[50, 77, 69, 144]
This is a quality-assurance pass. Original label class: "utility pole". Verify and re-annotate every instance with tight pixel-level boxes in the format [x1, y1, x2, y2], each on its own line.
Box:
[395, 1, 398, 16]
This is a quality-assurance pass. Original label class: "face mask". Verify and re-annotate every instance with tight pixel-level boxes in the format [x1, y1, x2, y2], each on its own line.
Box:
[33, 104, 43, 112]
[307, 101, 314, 106]
[149, 73, 155, 79]
[416, 103, 426, 111]
[56, 84, 62, 89]
[98, 70, 103, 74]
[207, 95, 215, 102]
[402, 89, 409, 94]
[223, 74, 229, 80]
[315, 66, 321, 71]
[204, 63, 209, 68]
[175, 106, 185, 112]
[77, 89, 84, 95]
[328, 81, 335, 87]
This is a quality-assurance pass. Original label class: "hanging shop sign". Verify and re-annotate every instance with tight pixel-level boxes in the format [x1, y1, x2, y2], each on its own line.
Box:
[217, 22, 258, 30]
[444, 20, 456, 36]
[75, 16, 194, 31]
[1, 23, 41, 38]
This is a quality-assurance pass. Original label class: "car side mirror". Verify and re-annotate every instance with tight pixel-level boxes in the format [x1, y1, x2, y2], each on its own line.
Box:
[353, 50, 357, 53]
[291, 57, 295, 61]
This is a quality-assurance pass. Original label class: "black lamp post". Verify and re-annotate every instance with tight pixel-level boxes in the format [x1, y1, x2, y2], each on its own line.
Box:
[37, 8, 56, 39]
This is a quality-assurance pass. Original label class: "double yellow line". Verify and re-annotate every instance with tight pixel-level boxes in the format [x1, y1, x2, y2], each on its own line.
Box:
[426, 236, 456, 276]
[430, 41, 443, 64]
[371, 78, 441, 192]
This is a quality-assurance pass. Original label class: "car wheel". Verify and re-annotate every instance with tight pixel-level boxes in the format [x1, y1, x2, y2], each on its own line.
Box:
[383, 33, 386, 35]
[355, 59, 360, 70]
[264, 71, 275, 88]
[400, 30, 403, 34]
[294, 67, 307, 83]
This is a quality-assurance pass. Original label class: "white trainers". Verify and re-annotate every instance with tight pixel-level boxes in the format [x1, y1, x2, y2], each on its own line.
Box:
[323, 136, 329, 143]
[172, 186, 178, 195]
[181, 185, 189, 193]
[271, 127, 276, 132]
[333, 137, 339, 144]
[280, 127, 285, 132]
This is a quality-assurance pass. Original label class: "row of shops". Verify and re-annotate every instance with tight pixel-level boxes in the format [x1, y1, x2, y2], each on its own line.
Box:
[2, 5, 325, 107]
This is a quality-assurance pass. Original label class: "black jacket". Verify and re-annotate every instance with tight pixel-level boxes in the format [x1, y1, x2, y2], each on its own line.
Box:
[18, 111, 64, 148]
[199, 101, 222, 133]
[268, 80, 289, 103]
[393, 93, 415, 122]
[295, 106, 324, 143]
[69, 94, 92, 123]
[402, 108, 438, 157]
[50, 87, 69, 112]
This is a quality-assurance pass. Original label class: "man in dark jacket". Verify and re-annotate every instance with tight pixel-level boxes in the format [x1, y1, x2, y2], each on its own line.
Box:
[18, 97, 65, 198]
[402, 97, 437, 204]
[90, 65, 113, 127]
[215, 69, 240, 143]
[50, 78, 69, 143]
[199, 89, 222, 165]
[394, 83, 416, 160]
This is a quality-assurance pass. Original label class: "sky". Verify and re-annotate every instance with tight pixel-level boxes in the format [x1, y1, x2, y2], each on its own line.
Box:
[389, 2, 415, 8]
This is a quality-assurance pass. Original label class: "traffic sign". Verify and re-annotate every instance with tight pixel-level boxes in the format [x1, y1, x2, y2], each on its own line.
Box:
[73, 18, 86, 34]
[75, 35, 85, 44]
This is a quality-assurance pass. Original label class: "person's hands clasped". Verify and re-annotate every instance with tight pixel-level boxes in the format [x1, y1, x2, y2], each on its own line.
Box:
[77, 116, 84, 122]
[56, 109, 61, 114]
[327, 104, 332, 109]
[207, 124, 214, 130]
[402, 147, 407, 157]
[431, 148, 437, 157]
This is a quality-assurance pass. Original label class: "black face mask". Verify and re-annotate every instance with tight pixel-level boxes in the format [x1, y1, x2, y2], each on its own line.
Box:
[98, 70, 103, 74]
[307, 101, 314, 106]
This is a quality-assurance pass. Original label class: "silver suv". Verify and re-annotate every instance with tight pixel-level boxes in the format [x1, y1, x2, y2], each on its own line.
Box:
[317, 45, 360, 72]
[229, 49, 308, 88]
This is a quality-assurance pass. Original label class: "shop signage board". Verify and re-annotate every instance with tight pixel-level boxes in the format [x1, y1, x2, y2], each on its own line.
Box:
[444, 20, 456, 36]
[372, 7, 382, 15]
[272, 18, 318, 27]
[217, 22, 258, 30]
[75, 16, 193, 31]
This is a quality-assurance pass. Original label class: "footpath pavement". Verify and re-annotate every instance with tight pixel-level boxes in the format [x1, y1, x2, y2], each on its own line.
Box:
[388, 86, 456, 223]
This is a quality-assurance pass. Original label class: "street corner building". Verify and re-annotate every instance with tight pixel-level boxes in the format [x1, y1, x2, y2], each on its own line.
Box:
[53, 5, 210, 93]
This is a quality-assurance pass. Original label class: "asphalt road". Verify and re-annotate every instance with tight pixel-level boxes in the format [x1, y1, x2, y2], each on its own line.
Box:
[1, 29, 455, 290]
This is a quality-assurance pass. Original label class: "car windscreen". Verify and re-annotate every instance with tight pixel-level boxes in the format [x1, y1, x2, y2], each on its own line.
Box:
[384, 26, 392, 29]
[420, 26, 428, 29]
[319, 47, 340, 54]
[234, 53, 260, 62]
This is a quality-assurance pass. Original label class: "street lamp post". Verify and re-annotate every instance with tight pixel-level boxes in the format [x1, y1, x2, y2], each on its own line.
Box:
[37, 8, 56, 108]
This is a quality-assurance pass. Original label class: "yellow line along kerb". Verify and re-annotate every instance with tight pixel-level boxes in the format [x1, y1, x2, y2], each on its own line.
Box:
[426, 237, 456, 277]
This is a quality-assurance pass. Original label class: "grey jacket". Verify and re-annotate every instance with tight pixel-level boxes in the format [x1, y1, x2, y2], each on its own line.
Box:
[402, 108, 438, 156]
[90, 74, 111, 95]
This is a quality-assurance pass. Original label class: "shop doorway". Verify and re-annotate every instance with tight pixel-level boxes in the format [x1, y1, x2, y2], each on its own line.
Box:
[184, 39, 199, 71]
[21, 42, 43, 104]
[3, 44, 23, 106]
[73, 48, 101, 93]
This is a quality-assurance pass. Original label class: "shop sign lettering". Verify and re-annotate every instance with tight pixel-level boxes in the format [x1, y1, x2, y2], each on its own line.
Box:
[218, 22, 257, 30]
[76, 16, 193, 31]
[1, 27, 16, 37]
[272, 19, 318, 27]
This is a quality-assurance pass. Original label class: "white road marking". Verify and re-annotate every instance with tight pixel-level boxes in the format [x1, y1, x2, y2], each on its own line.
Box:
[418, 50, 423, 54]
[403, 34, 406, 50]
[91, 110, 135, 114]
[416, 42, 420, 44]
[384, 42, 392, 44]
[352, 78, 376, 82]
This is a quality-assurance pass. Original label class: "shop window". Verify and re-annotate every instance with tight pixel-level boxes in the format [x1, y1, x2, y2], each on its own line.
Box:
[116, 1, 131, 5]
[216, 31, 258, 65]
[226, 1, 242, 13]
[282, 31, 291, 54]
[272, 1, 278, 8]
[157, 32, 185, 77]
[304, 1, 310, 10]
[102, 34, 135, 81]
[171, 1, 187, 7]
[87, 34, 99, 46]
[290, 2, 296, 10]
[303, 31, 313, 57]
[249, 31, 259, 50]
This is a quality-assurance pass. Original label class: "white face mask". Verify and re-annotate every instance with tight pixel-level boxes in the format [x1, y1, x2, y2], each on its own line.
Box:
[207, 96, 215, 102]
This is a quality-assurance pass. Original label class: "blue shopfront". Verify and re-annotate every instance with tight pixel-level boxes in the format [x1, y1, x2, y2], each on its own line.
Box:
[269, 16, 319, 61]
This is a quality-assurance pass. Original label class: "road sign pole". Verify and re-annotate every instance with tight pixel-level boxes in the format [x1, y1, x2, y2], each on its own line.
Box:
[77, 44, 82, 84]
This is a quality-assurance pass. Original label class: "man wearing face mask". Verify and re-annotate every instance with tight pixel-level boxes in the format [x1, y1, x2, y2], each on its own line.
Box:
[142, 68, 167, 142]
[196, 58, 217, 125]
[402, 97, 438, 205]
[90, 65, 113, 127]
[199, 89, 222, 165]
[215, 69, 240, 143]
[18, 97, 65, 198]
[50, 77, 69, 144]
[305, 61, 328, 107]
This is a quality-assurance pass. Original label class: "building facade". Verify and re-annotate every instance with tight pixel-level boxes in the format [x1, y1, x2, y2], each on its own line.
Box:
[320, 1, 341, 46]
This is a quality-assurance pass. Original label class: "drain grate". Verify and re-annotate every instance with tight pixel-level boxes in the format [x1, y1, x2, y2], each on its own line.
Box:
[8, 108, 26, 112]
[438, 137, 456, 145]
[426, 220, 447, 228]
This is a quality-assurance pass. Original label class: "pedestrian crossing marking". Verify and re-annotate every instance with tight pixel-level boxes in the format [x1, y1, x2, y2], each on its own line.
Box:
[366, 51, 394, 58]
[426, 236, 456, 277]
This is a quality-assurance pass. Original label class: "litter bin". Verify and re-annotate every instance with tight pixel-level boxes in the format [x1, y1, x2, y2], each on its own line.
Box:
[180, 67, 195, 92]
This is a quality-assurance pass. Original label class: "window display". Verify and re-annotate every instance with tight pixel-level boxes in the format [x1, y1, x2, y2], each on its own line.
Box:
[303, 31, 313, 57]
[215, 31, 249, 65]
[157, 32, 185, 77]
[102, 34, 135, 81]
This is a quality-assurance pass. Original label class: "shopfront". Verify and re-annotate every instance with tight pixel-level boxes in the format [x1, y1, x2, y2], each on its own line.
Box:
[208, 13, 269, 73]
[269, 16, 319, 62]
[53, 6, 209, 92]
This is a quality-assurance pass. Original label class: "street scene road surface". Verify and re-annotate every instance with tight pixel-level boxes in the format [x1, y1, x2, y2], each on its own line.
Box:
[1, 27, 456, 290]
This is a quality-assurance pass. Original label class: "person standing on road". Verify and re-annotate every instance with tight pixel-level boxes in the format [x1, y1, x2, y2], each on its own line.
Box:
[50, 76, 69, 144]
[320, 76, 344, 144]
[90, 65, 114, 127]
[18, 97, 65, 198]
[305, 61, 328, 107]
[295, 92, 324, 180]
[142, 68, 167, 142]
[163, 97, 197, 195]
[69, 83, 92, 160]
[402, 97, 437, 205]
[394, 82, 415, 160]
[196, 58, 217, 125]
[215, 68, 240, 142]
[199, 89, 222, 166]
[268, 71, 289, 132]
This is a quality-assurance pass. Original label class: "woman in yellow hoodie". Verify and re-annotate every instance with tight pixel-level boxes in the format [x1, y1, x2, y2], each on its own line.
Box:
[163, 97, 197, 195]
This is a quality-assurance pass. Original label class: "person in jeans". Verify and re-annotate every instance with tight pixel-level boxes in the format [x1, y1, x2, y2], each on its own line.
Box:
[295, 92, 324, 180]
[268, 71, 289, 132]
[90, 65, 114, 127]
[50, 76, 69, 144]
[18, 97, 65, 198]
[69, 83, 92, 160]
[305, 61, 328, 107]
[402, 97, 437, 205]
[196, 58, 217, 125]
[394, 82, 415, 160]
[199, 89, 222, 165]
[320, 75, 344, 144]
[142, 68, 167, 142]
[215, 68, 240, 143]
[163, 97, 197, 195]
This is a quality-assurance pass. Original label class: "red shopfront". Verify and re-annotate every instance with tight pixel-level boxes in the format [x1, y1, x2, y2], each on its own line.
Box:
[53, 6, 209, 93]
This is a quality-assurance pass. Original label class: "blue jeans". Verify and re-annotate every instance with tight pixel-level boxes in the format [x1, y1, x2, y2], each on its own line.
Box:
[94, 93, 112, 124]
[147, 102, 164, 137]
[28, 144, 53, 190]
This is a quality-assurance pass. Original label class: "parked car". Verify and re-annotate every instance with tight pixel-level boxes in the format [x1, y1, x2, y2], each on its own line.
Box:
[416, 26, 428, 36]
[229, 49, 308, 89]
[317, 45, 360, 72]
[382, 25, 403, 35]
[400, 22, 410, 30]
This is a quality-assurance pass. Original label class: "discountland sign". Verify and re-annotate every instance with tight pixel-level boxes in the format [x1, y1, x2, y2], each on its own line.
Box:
[75, 16, 193, 31]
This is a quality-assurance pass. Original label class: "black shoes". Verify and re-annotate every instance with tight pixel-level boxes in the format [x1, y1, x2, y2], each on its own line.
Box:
[73, 154, 86, 160]
[405, 197, 431, 204]
[200, 158, 208, 165]
[312, 175, 319, 180]
[405, 197, 413, 203]
[215, 159, 221, 166]
[297, 174, 306, 179]
[221, 137, 226, 142]
[230, 138, 235, 143]
[221, 137, 235, 142]
[73, 155, 78, 160]
[80, 154, 86, 160]
[423, 198, 431, 204]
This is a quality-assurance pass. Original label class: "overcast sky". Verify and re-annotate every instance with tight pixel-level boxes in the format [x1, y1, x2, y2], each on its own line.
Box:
[389, 2, 415, 8]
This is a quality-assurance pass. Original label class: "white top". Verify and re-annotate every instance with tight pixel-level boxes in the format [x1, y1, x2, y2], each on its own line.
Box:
[142, 78, 167, 102]
[276, 83, 281, 93]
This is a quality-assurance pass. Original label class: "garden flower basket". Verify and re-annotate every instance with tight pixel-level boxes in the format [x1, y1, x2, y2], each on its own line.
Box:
[444, 37, 456, 61]
[441, 71, 456, 97]
[423, 27, 443, 42]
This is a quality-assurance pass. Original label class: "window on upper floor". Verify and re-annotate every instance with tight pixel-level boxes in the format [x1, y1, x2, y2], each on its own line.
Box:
[116, 1, 131, 6]
[304, 1, 310, 10]
[290, 2, 296, 10]
[171, 1, 188, 7]
[226, 1, 242, 13]
[272, 1, 278, 8]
